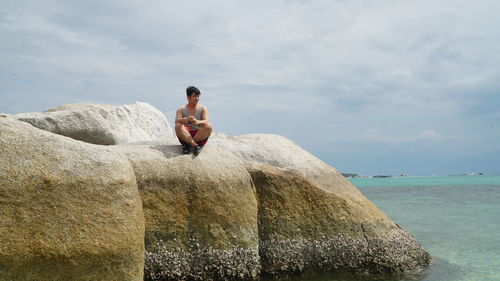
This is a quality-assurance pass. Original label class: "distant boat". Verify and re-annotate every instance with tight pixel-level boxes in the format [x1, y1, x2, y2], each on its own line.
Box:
[462, 172, 483, 176]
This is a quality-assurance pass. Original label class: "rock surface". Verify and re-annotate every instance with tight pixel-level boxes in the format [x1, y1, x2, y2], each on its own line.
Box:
[210, 134, 430, 275]
[247, 163, 430, 276]
[14, 102, 173, 145]
[1, 102, 431, 280]
[210, 133, 391, 221]
[0, 117, 145, 281]
[210, 133, 362, 195]
[114, 143, 260, 281]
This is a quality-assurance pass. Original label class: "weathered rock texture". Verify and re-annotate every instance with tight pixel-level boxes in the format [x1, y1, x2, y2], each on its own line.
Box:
[210, 133, 362, 195]
[14, 102, 173, 145]
[114, 143, 260, 281]
[1, 102, 430, 280]
[210, 134, 431, 276]
[247, 163, 430, 276]
[210, 133, 391, 226]
[0, 117, 145, 281]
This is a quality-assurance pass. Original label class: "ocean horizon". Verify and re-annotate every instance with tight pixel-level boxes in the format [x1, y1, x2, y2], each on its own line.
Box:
[349, 174, 500, 187]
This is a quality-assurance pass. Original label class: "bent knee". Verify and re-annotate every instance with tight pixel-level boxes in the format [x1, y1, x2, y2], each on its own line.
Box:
[203, 122, 213, 131]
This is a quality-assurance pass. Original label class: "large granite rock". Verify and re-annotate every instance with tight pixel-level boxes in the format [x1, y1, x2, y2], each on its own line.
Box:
[247, 163, 430, 276]
[14, 102, 173, 145]
[210, 134, 431, 276]
[1, 102, 430, 280]
[0, 117, 145, 281]
[114, 143, 260, 281]
[210, 133, 362, 195]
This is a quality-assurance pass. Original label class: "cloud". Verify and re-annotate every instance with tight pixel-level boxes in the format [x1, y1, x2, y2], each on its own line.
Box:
[417, 129, 443, 141]
[362, 128, 443, 144]
[1, 0, 499, 174]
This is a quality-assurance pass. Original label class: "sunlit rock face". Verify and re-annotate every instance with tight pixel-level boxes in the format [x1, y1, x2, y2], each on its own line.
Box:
[246, 162, 430, 276]
[1, 103, 430, 280]
[114, 143, 261, 281]
[210, 134, 430, 276]
[14, 102, 173, 145]
[0, 117, 145, 281]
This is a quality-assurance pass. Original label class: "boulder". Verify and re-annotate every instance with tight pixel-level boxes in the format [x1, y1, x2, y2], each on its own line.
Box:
[113, 143, 260, 281]
[210, 134, 362, 195]
[210, 133, 389, 222]
[14, 102, 173, 145]
[2, 100, 431, 279]
[0, 117, 145, 281]
[210, 134, 431, 275]
[247, 163, 430, 276]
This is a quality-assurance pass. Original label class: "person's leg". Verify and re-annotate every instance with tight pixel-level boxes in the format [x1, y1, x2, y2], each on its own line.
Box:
[175, 123, 198, 146]
[193, 122, 213, 144]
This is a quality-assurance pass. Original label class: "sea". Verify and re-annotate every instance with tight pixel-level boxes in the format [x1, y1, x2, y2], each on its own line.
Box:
[287, 175, 500, 281]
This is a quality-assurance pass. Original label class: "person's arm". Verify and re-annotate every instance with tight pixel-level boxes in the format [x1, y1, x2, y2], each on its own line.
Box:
[192, 106, 209, 125]
[175, 108, 190, 124]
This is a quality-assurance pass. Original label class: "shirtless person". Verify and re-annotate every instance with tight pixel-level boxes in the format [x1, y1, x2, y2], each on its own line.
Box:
[175, 86, 213, 155]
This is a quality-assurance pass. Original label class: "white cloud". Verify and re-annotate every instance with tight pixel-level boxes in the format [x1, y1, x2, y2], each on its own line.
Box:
[1, 0, 500, 174]
[362, 128, 444, 143]
[417, 129, 443, 140]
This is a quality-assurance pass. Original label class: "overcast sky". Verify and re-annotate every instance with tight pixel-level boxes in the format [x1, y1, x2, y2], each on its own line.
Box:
[1, 0, 499, 175]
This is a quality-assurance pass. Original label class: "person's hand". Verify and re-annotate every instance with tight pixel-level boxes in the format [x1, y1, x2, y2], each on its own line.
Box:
[187, 116, 195, 123]
[190, 118, 199, 125]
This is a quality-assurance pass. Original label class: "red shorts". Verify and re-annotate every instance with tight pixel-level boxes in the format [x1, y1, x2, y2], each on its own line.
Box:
[178, 129, 208, 146]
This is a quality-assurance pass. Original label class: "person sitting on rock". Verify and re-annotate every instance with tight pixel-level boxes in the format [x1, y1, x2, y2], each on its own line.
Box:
[175, 86, 213, 155]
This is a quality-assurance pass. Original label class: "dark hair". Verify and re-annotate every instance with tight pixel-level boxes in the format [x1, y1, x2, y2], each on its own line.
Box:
[186, 86, 201, 96]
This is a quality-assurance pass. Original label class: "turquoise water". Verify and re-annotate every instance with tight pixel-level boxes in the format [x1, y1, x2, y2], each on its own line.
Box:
[289, 175, 500, 281]
[353, 175, 500, 281]
[349, 175, 500, 187]
[354, 175, 500, 281]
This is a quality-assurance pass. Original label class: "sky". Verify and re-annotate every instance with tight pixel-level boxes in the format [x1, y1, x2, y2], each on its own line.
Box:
[1, 0, 499, 176]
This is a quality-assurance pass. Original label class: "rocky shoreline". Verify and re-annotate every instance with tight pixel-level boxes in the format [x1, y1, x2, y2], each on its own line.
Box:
[144, 241, 260, 281]
[0, 102, 430, 281]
